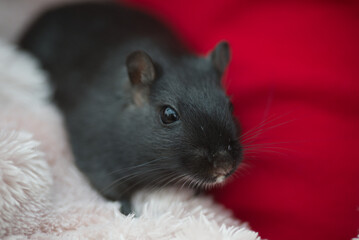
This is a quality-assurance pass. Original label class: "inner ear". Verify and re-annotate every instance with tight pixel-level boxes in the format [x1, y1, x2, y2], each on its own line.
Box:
[210, 41, 231, 73]
[126, 50, 156, 86]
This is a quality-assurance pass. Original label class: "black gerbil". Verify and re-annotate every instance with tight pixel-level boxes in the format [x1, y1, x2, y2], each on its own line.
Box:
[19, 2, 242, 215]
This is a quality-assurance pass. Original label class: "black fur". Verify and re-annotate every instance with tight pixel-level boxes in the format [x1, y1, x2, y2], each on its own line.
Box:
[19, 2, 242, 214]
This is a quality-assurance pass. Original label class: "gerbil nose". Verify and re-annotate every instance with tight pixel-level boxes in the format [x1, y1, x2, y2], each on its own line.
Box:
[211, 150, 232, 170]
[210, 150, 234, 183]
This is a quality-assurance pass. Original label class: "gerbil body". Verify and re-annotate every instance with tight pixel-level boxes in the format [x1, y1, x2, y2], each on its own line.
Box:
[19, 2, 242, 214]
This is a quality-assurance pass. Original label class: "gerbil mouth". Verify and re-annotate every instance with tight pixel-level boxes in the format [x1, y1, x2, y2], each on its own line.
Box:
[214, 175, 226, 183]
[208, 166, 237, 184]
[179, 171, 233, 190]
[199, 174, 229, 187]
[180, 156, 240, 189]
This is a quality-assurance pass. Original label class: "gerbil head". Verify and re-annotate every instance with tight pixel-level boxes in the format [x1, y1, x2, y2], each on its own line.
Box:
[121, 41, 242, 190]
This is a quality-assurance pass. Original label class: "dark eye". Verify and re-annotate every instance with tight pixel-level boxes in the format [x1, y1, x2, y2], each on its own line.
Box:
[160, 106, 180, 124]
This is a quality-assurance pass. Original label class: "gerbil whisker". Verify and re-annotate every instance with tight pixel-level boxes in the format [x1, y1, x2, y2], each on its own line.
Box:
[119, 173, 162, 196]
[147, 172, 177, 190]
[188, 177, 197, 189]
[159, 173, 186, 190]
[179, 175, 192, 191]
[105, 156, 175, 176]
[243, 142, 297, 157]
[145, 173, 186, 195]
[120, 170, 180, 196]
[239, 112, 294, 144]
[99, 166, 166, 194]
[241, 119, 296, 145]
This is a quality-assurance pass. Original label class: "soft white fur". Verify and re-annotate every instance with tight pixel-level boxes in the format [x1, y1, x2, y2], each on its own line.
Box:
[0, 38, 262, 239]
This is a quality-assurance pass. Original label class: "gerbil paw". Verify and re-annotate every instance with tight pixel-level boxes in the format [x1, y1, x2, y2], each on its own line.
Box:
[120, 199, 135, 216]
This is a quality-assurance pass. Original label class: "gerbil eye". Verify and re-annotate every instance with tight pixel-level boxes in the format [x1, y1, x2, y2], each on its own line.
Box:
[160, 106, 180, 124]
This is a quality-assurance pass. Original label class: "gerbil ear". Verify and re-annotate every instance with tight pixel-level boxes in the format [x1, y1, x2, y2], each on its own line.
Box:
[126, 51, 156, 86]
[210, 41, 231, 73]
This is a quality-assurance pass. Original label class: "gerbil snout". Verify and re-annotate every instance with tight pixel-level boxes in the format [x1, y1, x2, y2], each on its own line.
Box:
[210, 150, 238, 183]
[192, 145, 241, 185]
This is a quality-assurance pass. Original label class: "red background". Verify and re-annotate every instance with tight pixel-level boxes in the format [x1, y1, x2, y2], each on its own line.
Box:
[120, 0, 359, 239]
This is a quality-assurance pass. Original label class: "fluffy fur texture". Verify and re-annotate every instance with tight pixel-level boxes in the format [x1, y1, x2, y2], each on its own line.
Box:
[0, 39, 262, 239]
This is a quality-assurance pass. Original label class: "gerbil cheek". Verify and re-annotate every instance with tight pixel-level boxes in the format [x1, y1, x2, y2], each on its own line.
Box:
[182, 153, 207, 175]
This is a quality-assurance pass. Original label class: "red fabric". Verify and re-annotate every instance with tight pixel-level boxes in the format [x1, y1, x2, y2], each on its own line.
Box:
[120, 0, 359, 239]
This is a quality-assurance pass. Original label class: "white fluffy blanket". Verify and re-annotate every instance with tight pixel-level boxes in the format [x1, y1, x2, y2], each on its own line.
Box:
[0, 38, 262, 239]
